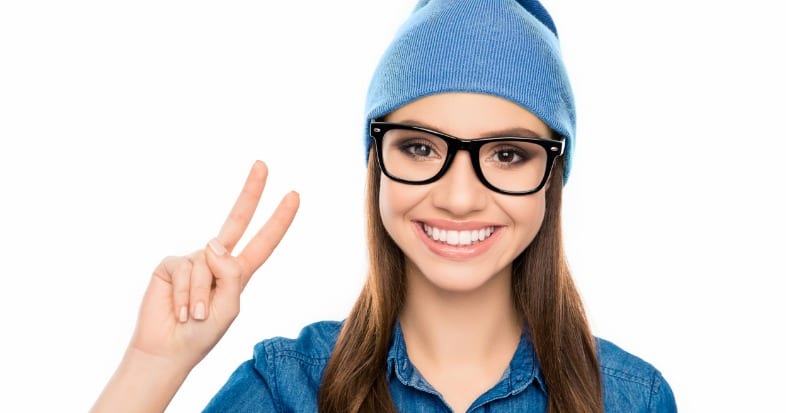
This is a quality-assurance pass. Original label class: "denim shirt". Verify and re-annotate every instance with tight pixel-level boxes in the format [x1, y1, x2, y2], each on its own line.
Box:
[204, 321, 676, 412]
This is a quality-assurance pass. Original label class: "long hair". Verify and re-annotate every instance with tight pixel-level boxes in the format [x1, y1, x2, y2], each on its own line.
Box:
[318, 153, 603, 412]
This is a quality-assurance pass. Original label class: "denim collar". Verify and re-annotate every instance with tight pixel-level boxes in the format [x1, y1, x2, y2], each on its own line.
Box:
[386, 321, 547, 408]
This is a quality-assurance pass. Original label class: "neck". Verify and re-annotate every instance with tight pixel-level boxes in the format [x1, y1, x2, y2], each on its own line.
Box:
[399, 261, 522, 367]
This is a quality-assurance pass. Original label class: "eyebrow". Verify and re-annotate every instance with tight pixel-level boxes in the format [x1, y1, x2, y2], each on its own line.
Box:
[393, 118, 544, 138]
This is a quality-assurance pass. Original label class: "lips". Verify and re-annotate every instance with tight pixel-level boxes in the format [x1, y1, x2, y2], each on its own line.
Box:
[413, 220, 502, 259]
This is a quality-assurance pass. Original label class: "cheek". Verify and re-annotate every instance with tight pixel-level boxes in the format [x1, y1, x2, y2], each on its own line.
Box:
[379, 177, 430, 241]
[501, 192, 547, 247]
[378, 177, 398, 234]
[379, 177, 410, 236]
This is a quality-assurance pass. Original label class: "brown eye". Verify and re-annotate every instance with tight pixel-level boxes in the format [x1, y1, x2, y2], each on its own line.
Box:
[408, 143, 432, 157]
[398, 139, 439, 159]
[492, 148, 525, 164]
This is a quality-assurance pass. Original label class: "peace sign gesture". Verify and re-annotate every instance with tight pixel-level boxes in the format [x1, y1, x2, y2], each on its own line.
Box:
[92, 161, 299, 413]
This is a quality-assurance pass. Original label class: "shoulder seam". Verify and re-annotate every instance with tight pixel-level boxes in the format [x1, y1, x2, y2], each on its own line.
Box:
[650, 369, 663, 396]
[647, 370, 669, 409]
[600, 365, 653, 388]
[271, 349, 332, 366]
[263, 341, 284, 413]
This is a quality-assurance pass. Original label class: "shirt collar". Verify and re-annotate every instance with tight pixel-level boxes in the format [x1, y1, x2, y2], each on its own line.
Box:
[386, 320, 547, 397]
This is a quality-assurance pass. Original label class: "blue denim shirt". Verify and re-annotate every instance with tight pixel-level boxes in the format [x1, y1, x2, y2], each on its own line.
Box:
[204, 321, 676, 412]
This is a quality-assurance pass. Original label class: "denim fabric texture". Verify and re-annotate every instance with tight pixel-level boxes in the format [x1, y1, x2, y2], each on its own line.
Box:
[204, 321, 676, 412]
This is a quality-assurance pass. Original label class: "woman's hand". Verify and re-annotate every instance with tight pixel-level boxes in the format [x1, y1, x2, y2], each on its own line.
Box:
[92, 160, 299, 413]
[132, 160, 299, 366]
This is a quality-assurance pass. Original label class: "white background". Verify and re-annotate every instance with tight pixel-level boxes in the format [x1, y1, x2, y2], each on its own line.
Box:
[1, 1, 787, 411]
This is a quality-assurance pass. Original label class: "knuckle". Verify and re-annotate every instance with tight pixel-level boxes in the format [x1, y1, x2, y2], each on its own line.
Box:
[185, 249, 203, 263]
[153, 256, 177, 280]
[174, 279, 191, 293]
[177, 258, 193, 272]
[228, 208, 248, 226]
[160, 255, 178, 265]
[191, 285, 212, 296]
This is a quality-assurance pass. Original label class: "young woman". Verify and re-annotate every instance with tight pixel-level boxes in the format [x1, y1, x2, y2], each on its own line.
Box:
[93, 1, 676, 412]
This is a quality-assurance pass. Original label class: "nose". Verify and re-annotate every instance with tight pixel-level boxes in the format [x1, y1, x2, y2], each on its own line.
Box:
[431, 150, 488, 216]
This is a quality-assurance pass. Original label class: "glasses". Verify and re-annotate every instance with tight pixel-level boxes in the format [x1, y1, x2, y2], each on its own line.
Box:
[370, 121, 564, 195]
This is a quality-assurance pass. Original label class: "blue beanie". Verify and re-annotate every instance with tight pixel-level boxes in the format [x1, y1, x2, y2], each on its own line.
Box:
[364, 0, 576, 183]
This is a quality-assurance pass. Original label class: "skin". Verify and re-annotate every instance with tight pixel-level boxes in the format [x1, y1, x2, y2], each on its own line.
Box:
[91, 161, 300, 413]
[91, 93, 553, 413]
[383, 93, 552, 412]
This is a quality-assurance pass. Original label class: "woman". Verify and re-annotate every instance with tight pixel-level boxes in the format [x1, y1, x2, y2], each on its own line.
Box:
[93, 1, 676, 412]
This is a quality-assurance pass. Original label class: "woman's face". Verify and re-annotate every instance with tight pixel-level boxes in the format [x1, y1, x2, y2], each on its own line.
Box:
[379, 92, 553, 293]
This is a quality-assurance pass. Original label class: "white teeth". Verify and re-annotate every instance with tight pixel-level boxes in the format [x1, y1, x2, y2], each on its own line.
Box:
[422, 224, 496, 246]
[447, 230, 459, 245]
[459, 231, 471, 245]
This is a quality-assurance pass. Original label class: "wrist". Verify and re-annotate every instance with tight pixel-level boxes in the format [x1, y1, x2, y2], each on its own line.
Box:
[91, 348, 193, 413]
[120, 346, 193, 384]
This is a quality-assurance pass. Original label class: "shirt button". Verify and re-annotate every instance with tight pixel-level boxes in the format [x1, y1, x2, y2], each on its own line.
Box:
[515, 375, 523, 382]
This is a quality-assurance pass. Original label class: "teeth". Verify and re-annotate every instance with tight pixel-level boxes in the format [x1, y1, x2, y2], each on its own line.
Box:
[447, 230, 459, 245]
[422, 223, 496, 246]
[459, 231, 471, 245]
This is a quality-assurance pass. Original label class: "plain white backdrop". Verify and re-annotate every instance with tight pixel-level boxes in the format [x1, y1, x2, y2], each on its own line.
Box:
[0, 1, 787, 411]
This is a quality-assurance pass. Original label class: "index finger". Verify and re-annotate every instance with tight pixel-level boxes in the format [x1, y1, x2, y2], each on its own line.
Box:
[216, 160, 268, 253]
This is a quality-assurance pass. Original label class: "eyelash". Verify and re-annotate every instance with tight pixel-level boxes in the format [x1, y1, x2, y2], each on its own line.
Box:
[398, 139, 440, 158]
[486, 145, 529, 166]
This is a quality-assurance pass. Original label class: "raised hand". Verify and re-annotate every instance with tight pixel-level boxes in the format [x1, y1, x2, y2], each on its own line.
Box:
[92, 161, 299, 413]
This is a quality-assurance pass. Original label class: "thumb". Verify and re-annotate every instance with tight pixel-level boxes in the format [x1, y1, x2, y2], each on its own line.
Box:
[204, 238, 243, 313]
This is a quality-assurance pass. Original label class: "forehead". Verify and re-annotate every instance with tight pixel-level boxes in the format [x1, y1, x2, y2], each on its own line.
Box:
[385, 92, 552, 138]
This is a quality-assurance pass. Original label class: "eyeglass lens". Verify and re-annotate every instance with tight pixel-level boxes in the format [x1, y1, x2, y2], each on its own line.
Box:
[380, 128, 549, 193]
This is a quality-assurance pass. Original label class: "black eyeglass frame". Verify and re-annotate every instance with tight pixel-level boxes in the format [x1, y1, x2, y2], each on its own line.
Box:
[369, 121, 565, 196]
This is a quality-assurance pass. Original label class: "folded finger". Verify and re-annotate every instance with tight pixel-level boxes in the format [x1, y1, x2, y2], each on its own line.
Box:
[155, 255, 186, 282]
[189, 253, 214, 321]
[204, 239, 243, 320]
[171, 258, 192, 323]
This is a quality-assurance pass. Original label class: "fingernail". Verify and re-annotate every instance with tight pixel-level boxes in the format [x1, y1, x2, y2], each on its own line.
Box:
[179, 306, 188, 323]
[194, 302, 206, 320]
[208, 238, 227, 256]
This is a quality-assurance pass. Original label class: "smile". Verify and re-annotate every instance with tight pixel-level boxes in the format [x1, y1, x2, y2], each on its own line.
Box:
[412, 220, 502, 260]
[421, 223, 496, 246]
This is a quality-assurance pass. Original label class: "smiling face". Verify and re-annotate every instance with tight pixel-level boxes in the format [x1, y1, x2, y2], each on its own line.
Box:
[379, 92, 553, 293]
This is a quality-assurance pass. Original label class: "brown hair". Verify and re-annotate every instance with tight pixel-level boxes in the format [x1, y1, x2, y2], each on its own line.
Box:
[318, 154, 603, 412]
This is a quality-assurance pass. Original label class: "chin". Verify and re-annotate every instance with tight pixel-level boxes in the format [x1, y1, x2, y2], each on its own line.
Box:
[408, 259, 511, 294]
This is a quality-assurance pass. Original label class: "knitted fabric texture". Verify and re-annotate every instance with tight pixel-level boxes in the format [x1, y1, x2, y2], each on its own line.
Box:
[364, 0, 576, 183]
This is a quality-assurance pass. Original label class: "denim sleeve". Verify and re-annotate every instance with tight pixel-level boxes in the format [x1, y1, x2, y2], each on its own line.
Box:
[649, 371, 677, 413]
[202, 351, 279, 413]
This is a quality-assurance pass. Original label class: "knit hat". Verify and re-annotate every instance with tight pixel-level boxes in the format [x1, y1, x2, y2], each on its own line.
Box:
[364, 0, 576, 183]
